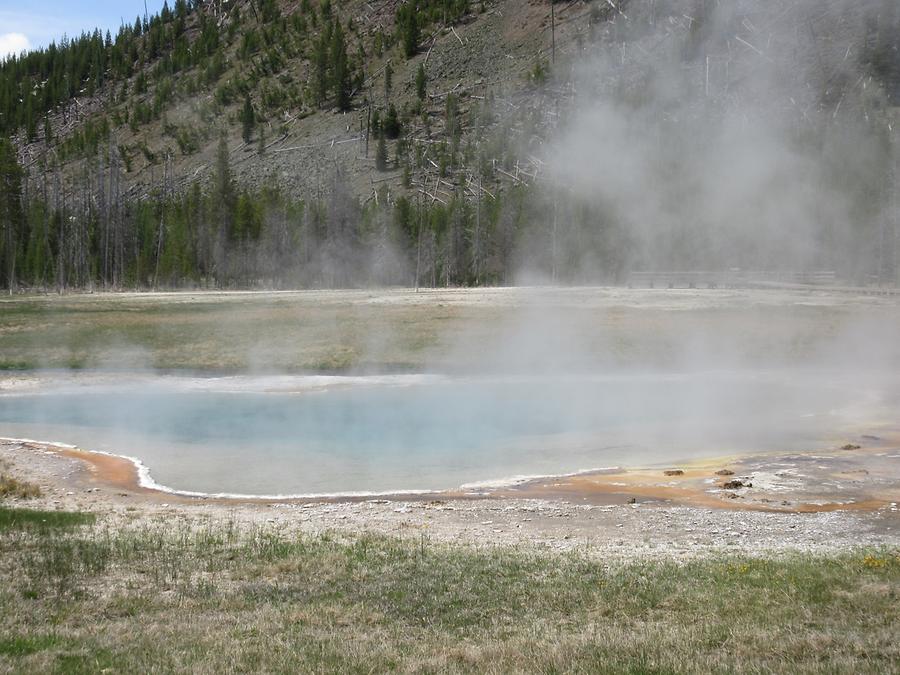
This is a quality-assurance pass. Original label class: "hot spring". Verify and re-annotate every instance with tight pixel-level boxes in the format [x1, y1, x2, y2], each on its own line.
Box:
[0, 370, 895, 497]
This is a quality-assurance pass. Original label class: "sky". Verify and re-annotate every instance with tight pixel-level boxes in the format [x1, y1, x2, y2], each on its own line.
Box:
[0, 0, 167, 59]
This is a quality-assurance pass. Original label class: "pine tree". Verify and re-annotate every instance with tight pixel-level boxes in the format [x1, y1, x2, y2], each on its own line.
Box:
[375, 130, 388, 171]
[416, 63, 427, 100]
[384, 62, 393, 103]
[314, 31, 329, 106]
[0, 138, 25, 290]
[24, 96, 37, 142]
[241, 94, 256, 144]
[213, 133, 237, 274]
[402, 9, 420, 58]
[384, 103, 400, 139]
[331, 21, 351, 111]
[371, 109, 381, 137]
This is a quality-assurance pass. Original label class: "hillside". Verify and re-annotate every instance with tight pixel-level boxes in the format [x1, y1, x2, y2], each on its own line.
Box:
[0, 0, 898, 290]
[3, 0, 569, 201]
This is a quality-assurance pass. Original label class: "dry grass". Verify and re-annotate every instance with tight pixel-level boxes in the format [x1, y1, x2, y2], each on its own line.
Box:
[0, 462, 41, 500]
[0, 507, 897, 673]
[0, 290, 873, 372]
[0, 293, 457, 371]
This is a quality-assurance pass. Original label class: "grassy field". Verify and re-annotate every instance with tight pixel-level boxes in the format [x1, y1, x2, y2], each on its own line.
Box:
[0, 292, 455, 372]
[0, 505, 897, 673]
[0, 289, 881, 373]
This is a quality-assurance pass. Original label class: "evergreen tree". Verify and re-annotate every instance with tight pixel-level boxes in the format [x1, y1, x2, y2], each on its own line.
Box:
[213, 133, 237, 275]
[0, 138, 25, 290]
[384, 62, 393, 103]
[375, 130, 388, 171]
[402, 9, 419, 58]
[403, 5, 419, 58]
[416, 63, 427, 100]
[314, 31, 329, 106]
[241, 94, 256, 143]
[24, 96, 37, 142]
[330, 21, 351, 111]
[371, 109, 381, 137]
[384, 103, 401, 139]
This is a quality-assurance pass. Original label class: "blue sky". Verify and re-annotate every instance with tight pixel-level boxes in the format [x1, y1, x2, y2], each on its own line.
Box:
[1, 0, 167, 59]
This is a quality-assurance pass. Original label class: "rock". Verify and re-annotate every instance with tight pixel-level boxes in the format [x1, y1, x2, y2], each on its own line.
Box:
[841, 444, 861, 450]
[627, 497, 637, 504]
[715, 469, 735, 476]
[723, 479, 752, 489]
[663, 469, 684, 476]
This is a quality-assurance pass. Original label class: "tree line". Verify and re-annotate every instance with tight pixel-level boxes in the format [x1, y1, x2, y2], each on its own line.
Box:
[3, 123, 898, 292]
[2, 134, 610, 291]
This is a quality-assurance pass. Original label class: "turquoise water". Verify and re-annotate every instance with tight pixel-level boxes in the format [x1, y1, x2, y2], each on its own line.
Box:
[0, 372, 889, 495]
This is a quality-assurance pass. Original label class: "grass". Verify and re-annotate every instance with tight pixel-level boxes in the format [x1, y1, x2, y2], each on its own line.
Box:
[0, 293, 456, 372]
[0, 461, 42, 499]
[0, 290, 864, 372]
[0, 507, 95, 532]
[0, 507, 897, 673]
[0, 475, 42, 500]
[0, 635, 64, 657]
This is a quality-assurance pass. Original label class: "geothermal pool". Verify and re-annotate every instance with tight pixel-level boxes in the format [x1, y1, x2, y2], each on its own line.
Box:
[0, 371, 894, 496]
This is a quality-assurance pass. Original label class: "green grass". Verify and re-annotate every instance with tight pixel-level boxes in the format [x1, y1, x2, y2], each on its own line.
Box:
[0, 507, 95, 533]
[0, 512, 897, 672]
[0, 635, 64, 657]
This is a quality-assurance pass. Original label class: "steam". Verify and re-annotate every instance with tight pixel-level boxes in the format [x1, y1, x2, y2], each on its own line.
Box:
[544, 0, 898, 281]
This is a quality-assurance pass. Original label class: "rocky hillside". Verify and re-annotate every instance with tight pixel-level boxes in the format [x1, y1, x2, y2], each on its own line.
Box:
[3, 0, 592, 203]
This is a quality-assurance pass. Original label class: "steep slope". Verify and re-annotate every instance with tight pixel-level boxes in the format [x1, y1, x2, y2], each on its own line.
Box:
[3, 0, 572, 201]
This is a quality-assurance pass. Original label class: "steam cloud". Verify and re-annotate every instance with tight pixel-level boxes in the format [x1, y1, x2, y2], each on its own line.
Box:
[545, 0, 898, 281]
